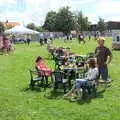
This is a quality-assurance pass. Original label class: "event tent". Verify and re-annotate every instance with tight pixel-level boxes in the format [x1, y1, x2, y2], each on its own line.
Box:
[5, 26, 40, 34]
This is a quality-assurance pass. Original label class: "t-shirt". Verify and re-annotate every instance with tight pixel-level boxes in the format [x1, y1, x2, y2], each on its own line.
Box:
[76, 67, 98, 82]
[95, 46, 112, 67]
[79, 35, 84, 39]
[85, 68, 98, 80]
[40, 34, 44, 40]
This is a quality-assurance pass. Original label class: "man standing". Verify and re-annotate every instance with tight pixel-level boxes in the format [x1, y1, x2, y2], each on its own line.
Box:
[40, 33, 44, 46]
[50, 33, 53, 44]
[26, 34, 31, 46]
[78, 32, 85, 44]
[95, 37, 112, 88]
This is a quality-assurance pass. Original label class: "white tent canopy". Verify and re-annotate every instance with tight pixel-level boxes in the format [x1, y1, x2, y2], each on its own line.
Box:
[5, 26, 40, 34]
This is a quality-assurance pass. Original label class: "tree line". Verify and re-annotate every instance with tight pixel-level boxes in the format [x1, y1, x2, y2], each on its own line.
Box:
[0, 6, 107, 34]
[43, 6, 107, 34]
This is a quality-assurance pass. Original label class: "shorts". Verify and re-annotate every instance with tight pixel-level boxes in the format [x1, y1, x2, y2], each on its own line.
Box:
[98, 64, 108, 81]
[76, 80, 87, 89]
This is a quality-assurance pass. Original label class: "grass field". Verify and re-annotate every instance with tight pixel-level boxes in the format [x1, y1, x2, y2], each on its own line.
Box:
[0, 37, 120, 120]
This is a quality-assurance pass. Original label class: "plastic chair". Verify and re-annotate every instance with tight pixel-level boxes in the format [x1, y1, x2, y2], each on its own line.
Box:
[52, 71, 69, 93]
[29, 69, 46, 90]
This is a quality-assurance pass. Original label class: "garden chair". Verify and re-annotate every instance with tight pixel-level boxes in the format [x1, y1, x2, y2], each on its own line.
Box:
[54, 56, 64, 70]
[76, 68, 87, 79]
[52, 71, 69, 93]
[29, 68, 46, 90]
[75, 74, 98, 100]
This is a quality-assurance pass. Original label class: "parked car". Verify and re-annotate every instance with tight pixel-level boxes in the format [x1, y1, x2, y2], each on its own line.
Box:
[12, 38, 25, 44]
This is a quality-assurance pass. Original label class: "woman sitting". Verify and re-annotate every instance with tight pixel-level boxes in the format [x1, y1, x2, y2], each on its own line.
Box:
[65, 59, 98, 97]
[35, 56, 53, 86]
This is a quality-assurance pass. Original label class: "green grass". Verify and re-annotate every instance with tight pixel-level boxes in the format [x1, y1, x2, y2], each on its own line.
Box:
[0, 38, 120, 120]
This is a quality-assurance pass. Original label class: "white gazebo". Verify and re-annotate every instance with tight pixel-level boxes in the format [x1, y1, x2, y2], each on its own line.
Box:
[5, 25, 40, 34]
[5, 26, 40, 41]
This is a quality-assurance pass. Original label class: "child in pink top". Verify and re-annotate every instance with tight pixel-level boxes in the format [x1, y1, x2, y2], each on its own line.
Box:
[35, 56, 52, 76]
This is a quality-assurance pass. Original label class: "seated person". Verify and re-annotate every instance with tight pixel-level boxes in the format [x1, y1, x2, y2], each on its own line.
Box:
[62, 48, 69, 57]
[35, 56, 53, 87]
[65, 59, 98, 96]
[35, 56, 53, 76]
[56, 47, 64, 56]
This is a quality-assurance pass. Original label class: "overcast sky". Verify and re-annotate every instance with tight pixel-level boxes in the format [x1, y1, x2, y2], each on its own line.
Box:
[0, 0, 120, 26]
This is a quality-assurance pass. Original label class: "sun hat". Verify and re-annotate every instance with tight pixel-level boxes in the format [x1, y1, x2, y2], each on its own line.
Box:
[97, 37, 105, 41]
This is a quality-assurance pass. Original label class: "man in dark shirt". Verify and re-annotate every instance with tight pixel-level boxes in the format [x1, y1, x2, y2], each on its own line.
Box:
[95, 37, 112, 88]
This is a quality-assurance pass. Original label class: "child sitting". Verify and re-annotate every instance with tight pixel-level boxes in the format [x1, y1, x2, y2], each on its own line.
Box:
[35, 56, 53, 86]
[64, 59, 98, 97]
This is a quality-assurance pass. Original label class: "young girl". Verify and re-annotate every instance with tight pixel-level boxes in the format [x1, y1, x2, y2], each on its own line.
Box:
[65, 59, 98, 97]
[35, 56, 53, 87]
[35, 56, 53, 76]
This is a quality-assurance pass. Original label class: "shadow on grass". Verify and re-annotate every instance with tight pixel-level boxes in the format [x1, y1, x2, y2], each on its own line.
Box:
[112, 49, 120, 51]
[44, 90, 64, 100]
[21, 86, 106, 104]
[76, 89, 105, 105]
[21, 86, 44, 92]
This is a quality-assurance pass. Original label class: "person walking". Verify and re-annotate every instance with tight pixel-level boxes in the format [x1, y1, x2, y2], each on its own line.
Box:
[26, 35, 31, 46]
[95, 37, 112, 88]
[50, 33, 53, 44]
[88, 32, 91, 40]
[40, 33, 44, 46]
[78, 32, 85, 44]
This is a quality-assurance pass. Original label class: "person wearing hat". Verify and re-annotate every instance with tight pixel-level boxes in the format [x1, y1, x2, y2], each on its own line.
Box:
[95, 37, 112, 88]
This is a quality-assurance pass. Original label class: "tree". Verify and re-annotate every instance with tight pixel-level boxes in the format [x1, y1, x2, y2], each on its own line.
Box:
[55, 6, 75, 34]
[36, 26, 45, 32]
[0, 22, 5, 33]
[26, 23, 37, 30]
[75, 11, 90, 31]
[97, 17, 107, 33]
[43, 11, 57, 31]
[26, 23, 46, 32]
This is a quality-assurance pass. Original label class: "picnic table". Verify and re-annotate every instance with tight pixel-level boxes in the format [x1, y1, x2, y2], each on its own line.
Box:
[75, 54, 87, 58]
[75, 54, 88, 61]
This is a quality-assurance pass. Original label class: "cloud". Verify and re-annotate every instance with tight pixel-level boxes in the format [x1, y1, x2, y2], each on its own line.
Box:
[0, 0, 120, 25]
[0, 0, 16, 5]
[0, 0, 50, 25]
[70, 0, 96, 5]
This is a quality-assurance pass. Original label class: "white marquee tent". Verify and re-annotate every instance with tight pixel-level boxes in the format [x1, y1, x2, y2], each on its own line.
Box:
[5, 26, 40, 34]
